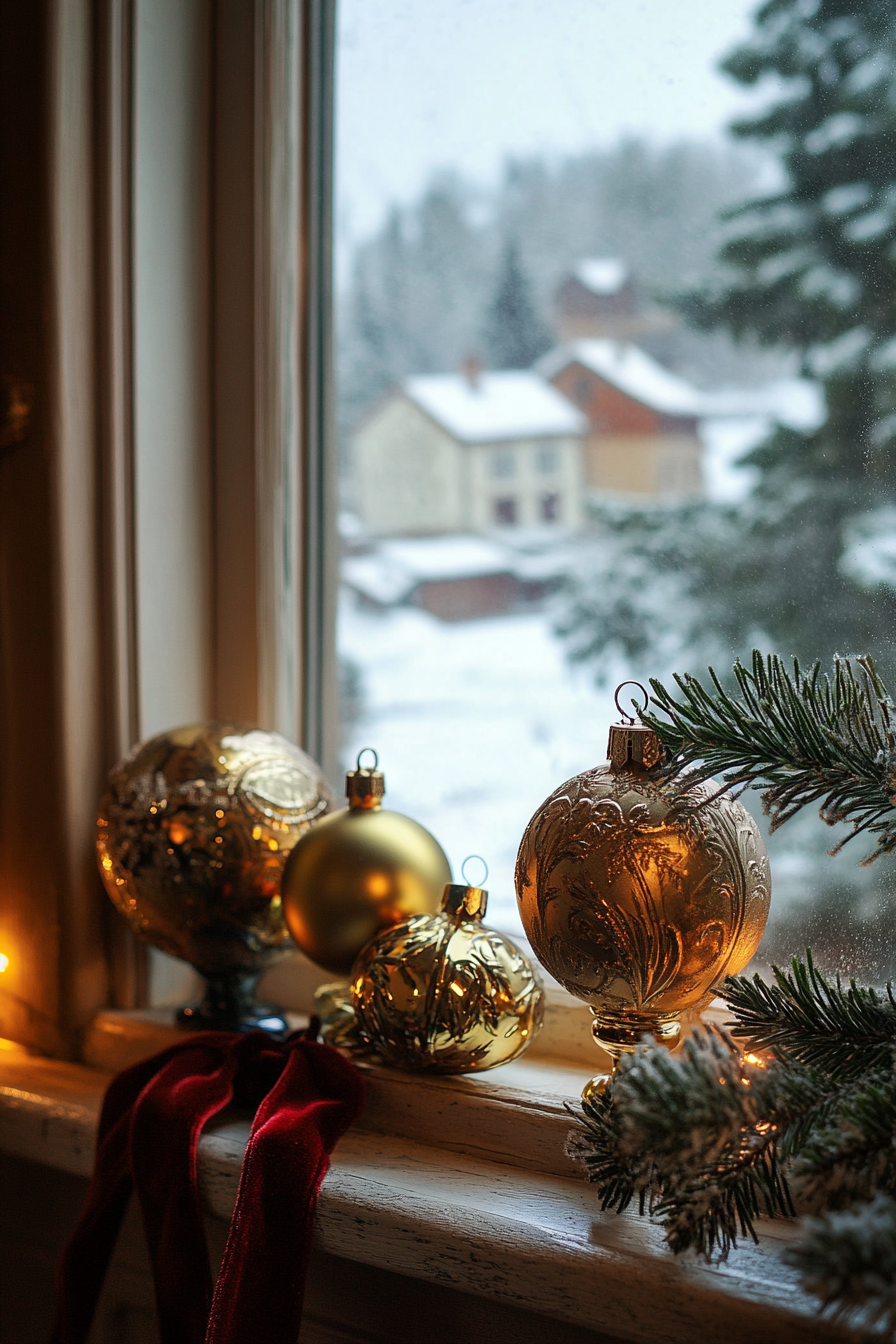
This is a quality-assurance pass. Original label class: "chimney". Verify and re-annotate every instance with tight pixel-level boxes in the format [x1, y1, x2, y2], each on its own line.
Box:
[461, 353, 483, 391]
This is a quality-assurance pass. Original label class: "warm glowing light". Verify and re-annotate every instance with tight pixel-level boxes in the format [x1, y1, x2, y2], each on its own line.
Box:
[0, 953, 9, 973]
[744, 1052, 767, 1068]
[366, 873, 391, 898]
[267, 838, 279, 851]
[168, 821, 190, 845]
[252, 825, 262, 840]
[450, 982, 464, 997]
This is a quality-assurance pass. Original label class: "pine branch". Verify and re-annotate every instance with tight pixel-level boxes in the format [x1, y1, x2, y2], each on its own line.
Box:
[565, 1008, 896, 1264]
[566, 1029, 822, 1259]
[786, 1195, 896, 1334]
[565, 1084, 654, 1217]
[794, 1069, 896, 1208]
[642, 651, 896, 862]
[723, 952, 896, 1081]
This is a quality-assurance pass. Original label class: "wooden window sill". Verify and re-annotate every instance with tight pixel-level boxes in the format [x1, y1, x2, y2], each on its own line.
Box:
[0, 1022, 852, 1344]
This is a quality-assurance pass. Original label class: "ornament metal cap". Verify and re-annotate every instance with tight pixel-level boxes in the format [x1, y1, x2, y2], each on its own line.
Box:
[607, 681, 663, 772]
[442, 855, 489, 922]
[345, 747, 385, 809]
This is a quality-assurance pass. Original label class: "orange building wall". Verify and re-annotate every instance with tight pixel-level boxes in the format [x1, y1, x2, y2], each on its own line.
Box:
[550, 362, 703, 497]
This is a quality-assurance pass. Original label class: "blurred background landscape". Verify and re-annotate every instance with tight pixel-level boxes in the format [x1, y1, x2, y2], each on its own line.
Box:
[334, 0, 896, 980]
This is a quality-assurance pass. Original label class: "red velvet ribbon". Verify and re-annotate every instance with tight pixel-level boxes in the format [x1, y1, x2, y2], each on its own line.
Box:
[51, 1029, 364, 1344]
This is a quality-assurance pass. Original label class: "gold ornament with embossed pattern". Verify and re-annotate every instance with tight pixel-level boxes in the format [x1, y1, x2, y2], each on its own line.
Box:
[98, 723, 334, 979]
[350, 859, 544, 1073]
[515, 683, 771, 1095]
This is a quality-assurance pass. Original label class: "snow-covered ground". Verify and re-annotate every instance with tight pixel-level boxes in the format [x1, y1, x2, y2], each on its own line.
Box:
[337, 580, 889, 951]
[338, 591, 622, 930]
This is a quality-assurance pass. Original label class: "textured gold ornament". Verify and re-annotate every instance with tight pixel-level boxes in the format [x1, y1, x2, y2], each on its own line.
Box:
[281, 749, 451, 975]
[350, 858, 545, 1074]
[515, 683, 770, 1090]
[97, 724, 334, 1025]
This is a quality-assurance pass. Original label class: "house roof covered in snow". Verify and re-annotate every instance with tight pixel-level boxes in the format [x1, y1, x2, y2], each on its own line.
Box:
[341, 536, 516, 606]
[540, 340, 827, 431]
[403, 371, 586, 444]
[572, 257, 629, 295]
[380, 536, 514, 582]
[538, 339, 707, 418]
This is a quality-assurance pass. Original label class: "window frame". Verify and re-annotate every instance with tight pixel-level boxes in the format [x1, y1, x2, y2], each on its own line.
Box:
[0, 0, 337, 1056]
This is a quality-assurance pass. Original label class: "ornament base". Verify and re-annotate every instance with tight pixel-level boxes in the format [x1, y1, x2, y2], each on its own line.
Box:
[592, 1008, 682, 1055]
[582, 1009, 684, 1102]
[177, 970, 288, 1036]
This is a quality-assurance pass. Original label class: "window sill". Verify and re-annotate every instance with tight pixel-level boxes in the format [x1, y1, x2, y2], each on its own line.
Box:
[0, 1026, 852, 1344]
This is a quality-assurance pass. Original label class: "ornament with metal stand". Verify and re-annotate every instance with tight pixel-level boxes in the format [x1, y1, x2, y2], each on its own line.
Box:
[515, 682, 771, 1100]
[97, 724, 335, 1033]
[281, 748, 451, 976]
[349, 855, 545, 1074]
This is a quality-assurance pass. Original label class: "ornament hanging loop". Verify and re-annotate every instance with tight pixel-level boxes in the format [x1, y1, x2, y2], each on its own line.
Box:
[613, 680, 649, 725]
[461, 854, 489, 888]
[356, 747, 379, 772]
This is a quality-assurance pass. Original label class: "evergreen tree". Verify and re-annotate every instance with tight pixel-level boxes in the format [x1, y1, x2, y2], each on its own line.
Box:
[558, 2, 896, 686]
[683, 0, 896, 662]
[482, 237, 553, 369]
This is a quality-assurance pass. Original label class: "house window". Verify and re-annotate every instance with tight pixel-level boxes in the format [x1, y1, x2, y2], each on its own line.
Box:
[535, 447, 558, 475]
[490, 448, 517, 479]
[493, 497, 518, 526]
[539, 492, 561, 522]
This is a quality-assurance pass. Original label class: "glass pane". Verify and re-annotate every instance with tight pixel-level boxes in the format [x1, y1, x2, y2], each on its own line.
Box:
[335, 1, 896, 981]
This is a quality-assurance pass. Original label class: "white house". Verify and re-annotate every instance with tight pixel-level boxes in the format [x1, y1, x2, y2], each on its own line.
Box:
[351, 368, 587, 536]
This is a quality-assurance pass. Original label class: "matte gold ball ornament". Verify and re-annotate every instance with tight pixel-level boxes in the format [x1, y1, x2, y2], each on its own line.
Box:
[350, 857, 545, 1074]
[281, 749, 451, 975]
[515, 682, 771, 1096]
[97, 723, 334, 1031]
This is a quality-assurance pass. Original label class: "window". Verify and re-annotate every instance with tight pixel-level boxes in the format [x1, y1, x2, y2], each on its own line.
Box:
[10, 1, 890, 1056]
[490, 448, 517, 480]
[336, 0, 896, 981]
[535, 446, 558, 476]
[573, 376, 592, 409]
[539, 492, 560, 523]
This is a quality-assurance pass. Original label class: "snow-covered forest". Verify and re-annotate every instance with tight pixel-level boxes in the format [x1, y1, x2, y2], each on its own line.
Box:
[337, 137, 778, 439]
